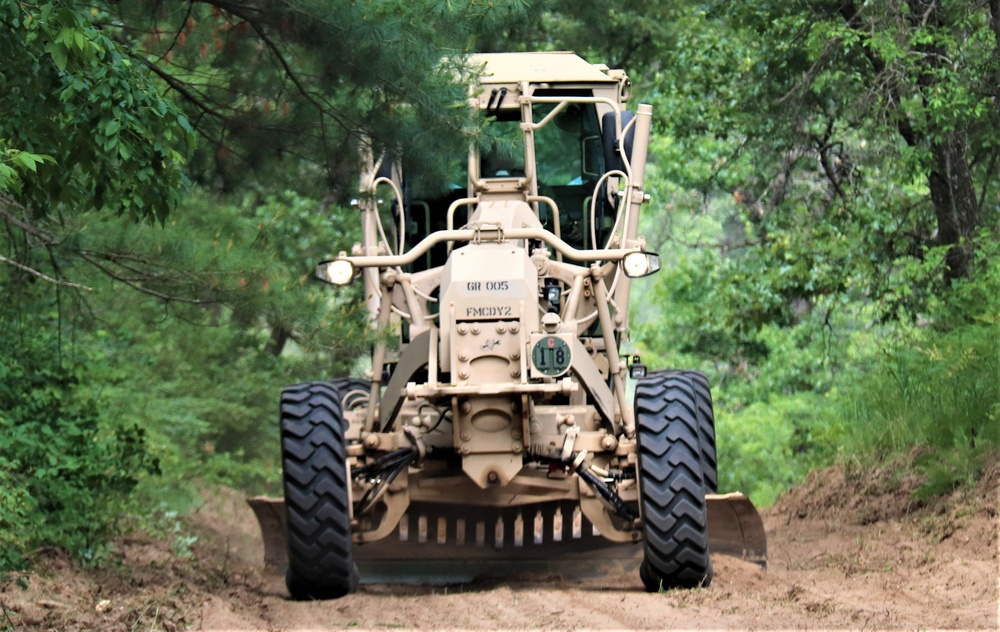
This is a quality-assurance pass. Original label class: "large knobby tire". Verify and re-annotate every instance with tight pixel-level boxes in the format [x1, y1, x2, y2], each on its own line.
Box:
[635, 371, 714, 591]
[661, 370, 718, 494]
[281, 380, 361, 600]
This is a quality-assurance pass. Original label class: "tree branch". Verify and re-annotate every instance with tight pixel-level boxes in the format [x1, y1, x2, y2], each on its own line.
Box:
[141, 59, 230, 123]
[814, 119, 849, 202]
[77, 251, 211, 305]
[776, 36, 841, 106]
[838, 0, 922, 148]
[0, 254, 93, 290]
[0, 197, 58, 243]
[239, 14, 356, 135]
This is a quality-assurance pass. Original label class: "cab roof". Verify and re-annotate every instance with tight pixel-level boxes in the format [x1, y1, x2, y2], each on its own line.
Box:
[469, 52, 617, 85]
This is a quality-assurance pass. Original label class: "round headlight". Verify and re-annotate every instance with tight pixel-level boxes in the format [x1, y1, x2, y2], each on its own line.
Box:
[622, 252, 661, 279]
[623, 252, 648, 277]
[320, 259, 356, 285]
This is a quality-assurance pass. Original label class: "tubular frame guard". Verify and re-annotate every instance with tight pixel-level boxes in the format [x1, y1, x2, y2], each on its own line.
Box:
[341, 226, 643, 270]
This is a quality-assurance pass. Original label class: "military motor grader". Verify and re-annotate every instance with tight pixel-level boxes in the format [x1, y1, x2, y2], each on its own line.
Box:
[249, 52, 766, 600]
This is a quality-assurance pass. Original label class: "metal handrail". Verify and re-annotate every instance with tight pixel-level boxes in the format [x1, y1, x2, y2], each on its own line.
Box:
[341, 227, 640, 269]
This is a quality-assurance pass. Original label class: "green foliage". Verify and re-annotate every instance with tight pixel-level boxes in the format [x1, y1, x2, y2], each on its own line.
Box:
[0, 0, 193, 221]
[1, 0, 995, 569]
[2, 182, 373, 564]
[635, 191, 865, 406]
[67, 190, 373, 504]
[144, 511, 198, 559]
[717, 393, 843, 507]
[621, 0, 1000, 506]
[0, 145, 54, 191]
[836, 238, 1000, 496]
[1, 0, 533, 567]
[0, 320, 158, 571]
[635, 145, 997, 507]
[642, 0, 997, 305]
[102, 0, 530, 197]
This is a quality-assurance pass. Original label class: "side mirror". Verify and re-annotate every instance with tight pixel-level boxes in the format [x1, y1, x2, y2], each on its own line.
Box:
[602, 110, 635, 173]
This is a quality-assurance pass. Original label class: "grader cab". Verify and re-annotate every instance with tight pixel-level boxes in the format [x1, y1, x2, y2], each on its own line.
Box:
[249, 52, 766, 599]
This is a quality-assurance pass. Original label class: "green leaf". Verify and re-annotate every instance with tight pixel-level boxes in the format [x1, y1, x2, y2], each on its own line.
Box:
[10, 152, 40, 173]
[47, 44, 68, 71]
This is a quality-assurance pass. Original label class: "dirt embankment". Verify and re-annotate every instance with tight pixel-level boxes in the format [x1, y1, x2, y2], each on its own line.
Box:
[3, 456, 997, 631]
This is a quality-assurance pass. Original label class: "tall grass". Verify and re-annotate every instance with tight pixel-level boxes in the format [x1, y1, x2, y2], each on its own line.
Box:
[835, 321, 999, 497]
[707, 239, 1000, 506]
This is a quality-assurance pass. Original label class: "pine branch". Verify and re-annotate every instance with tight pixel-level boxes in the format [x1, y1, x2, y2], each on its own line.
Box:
[0, 254, 93, 290]
[239, 11, 357, 135]
[141, 59, 231, 124]
[77, 251, 211, 305]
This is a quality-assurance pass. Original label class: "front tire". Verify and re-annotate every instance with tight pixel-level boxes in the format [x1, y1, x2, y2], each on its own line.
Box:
[635, 371, 714, 590]
[280, 381, 359, 600]
[662, 370, 718, 493]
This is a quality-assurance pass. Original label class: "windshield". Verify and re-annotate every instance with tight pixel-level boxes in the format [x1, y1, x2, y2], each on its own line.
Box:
[534, 100, 606, 249]
[477, 96, 608, 249]
[480, 114, 525, 178]
[534, 102, 603, 187]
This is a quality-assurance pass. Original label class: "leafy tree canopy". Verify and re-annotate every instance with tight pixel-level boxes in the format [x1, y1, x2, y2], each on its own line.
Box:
[107, 0, 532, 196]
[651, 0, 999, 299]
[0, 0, 193, 223]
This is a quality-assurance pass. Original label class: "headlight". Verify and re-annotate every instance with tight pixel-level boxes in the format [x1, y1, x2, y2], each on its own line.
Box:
[316, 258, 356, 285]
[621, 252, 661, 278]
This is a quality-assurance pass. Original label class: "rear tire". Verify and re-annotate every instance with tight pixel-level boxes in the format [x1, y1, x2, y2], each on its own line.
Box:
[280, 380, 360, 600]
[635, 371, 714, 590]
[327, 377, 373, 415]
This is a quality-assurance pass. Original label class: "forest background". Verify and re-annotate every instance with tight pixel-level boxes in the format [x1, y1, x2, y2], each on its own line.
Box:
[1, 0, 997, 570]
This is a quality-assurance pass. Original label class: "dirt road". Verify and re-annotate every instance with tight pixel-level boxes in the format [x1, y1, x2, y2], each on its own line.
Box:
[4, 459, 997, 630]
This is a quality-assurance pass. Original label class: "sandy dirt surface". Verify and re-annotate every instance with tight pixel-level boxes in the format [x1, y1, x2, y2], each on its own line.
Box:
[3, 456, 997, 631]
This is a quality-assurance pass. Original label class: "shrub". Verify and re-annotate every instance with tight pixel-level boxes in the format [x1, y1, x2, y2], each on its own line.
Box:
[0, 334, 158, 571]
[716, 392, 843, 507]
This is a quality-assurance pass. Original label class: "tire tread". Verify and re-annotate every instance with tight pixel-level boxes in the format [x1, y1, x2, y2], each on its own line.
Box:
[281, 379, 369, 600]
[635, 371, 714, 590]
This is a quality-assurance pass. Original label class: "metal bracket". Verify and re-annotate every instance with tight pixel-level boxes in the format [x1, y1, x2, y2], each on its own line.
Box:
[471, 222, 504, 245]
[402, 425, 427, 466]
[561, 425, 580, 461]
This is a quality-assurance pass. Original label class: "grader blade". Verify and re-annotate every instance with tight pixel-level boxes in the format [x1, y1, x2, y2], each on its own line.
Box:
[706, 492, 768, 569]
[249, 498, 641, 582]
[248, 492, 766, 584]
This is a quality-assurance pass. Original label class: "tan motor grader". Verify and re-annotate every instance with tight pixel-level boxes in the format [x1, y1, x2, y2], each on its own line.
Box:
[249, 52, 766, 600]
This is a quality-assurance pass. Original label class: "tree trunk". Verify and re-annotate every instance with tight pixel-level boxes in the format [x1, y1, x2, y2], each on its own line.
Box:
[927, 132, 980, 283]
[990, 0, 1000, 52]
[264, 324, 291, 357]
